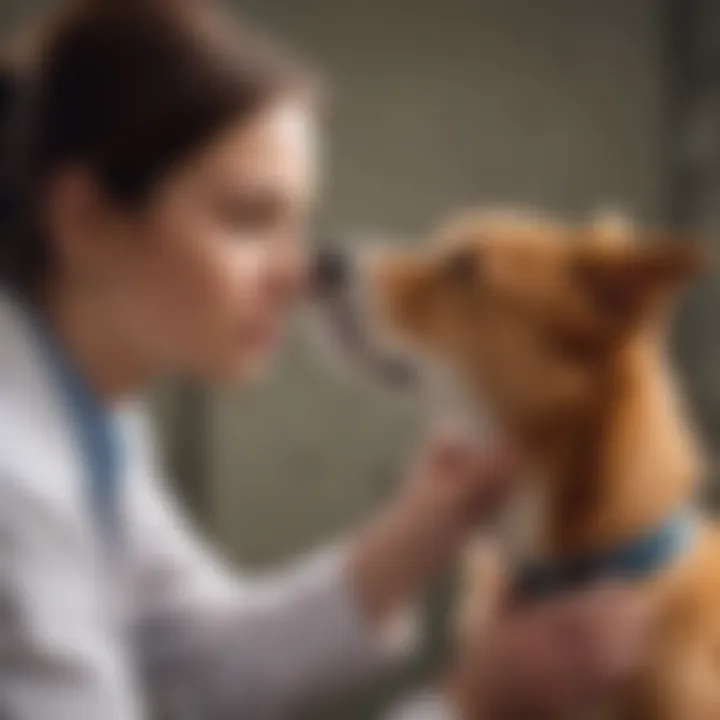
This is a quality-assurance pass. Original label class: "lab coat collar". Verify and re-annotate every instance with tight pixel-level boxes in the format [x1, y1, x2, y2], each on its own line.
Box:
[0, 290, 95, 537]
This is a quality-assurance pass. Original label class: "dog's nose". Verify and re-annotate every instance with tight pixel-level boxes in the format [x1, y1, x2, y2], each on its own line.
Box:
[312, 248, 351, 295]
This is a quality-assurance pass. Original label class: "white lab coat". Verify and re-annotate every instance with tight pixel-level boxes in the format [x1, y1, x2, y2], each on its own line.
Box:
[0, 292, 444, 720]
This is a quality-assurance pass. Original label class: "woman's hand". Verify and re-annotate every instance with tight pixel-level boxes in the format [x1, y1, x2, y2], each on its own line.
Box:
[349, 428, 516, 625]
[447, 585, 656, 719]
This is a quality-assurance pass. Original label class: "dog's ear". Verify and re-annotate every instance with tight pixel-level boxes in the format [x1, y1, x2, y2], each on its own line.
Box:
[575, 240, 706, 332]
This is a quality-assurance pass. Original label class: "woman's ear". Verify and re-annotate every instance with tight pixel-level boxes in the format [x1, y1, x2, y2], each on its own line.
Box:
[575, 240, 706, 331]
[44, 166, 113, 268]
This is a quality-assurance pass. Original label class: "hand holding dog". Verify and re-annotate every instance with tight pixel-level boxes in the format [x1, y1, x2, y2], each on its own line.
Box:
[448, 584, 657, 719]
[350, 427, 516, 625]
[349, 430, 655, 720]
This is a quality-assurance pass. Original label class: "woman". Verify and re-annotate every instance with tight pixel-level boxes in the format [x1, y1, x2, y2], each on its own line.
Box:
[0, 1, 652, 718]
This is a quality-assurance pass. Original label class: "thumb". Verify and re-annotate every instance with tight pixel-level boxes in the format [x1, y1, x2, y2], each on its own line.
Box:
[425, 425, 477, 475]
[455, 538, 508, 639]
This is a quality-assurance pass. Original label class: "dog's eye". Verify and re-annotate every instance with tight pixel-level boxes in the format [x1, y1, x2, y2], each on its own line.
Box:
[443, 250, 478, 286]
[552, 329, 601, 364]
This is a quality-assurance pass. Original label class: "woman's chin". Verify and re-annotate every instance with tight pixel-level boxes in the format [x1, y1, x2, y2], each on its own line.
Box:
[209, 348, 277, 386]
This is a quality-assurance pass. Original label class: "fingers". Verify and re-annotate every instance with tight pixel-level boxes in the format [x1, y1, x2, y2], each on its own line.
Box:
[421, 427, 519, 522]
[539, 584, 658, 700]
[467, 440, 518, 516]
[424, 428, 477, 476]
[424, 420, 512, 471]
[452, 583, 658, 720]
[456, 539, 508, 638]
[583, 587, 658, 691]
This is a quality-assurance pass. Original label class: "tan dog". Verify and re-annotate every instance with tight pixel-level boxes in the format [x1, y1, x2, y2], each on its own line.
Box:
[313, 209, 720, 719]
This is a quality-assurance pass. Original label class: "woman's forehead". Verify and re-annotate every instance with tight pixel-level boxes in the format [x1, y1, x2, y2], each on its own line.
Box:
[192, 101, 318, 183]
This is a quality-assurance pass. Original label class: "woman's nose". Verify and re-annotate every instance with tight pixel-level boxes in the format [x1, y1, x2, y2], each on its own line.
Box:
[311, 248, 352, 296]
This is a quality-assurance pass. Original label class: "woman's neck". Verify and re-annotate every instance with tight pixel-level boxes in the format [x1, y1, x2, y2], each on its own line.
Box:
[40, 283, 154, 403]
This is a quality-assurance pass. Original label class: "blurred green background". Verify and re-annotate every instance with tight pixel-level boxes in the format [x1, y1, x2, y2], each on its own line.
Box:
[1, 0, 718, 717]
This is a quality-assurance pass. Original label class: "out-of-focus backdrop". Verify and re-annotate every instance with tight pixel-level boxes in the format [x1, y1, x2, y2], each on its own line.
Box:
[2, 0, 718, 716]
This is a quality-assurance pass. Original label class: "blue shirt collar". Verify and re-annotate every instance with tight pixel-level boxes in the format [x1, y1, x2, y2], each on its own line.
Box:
[21, 302, 124, 542]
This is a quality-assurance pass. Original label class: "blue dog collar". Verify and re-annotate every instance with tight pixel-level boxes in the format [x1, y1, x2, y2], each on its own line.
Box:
[514, 510, 696, 601]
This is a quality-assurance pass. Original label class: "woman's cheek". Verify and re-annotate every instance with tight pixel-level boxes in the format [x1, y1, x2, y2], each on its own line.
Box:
[224, 240, 266, 309]
[179, 224, 284, 380]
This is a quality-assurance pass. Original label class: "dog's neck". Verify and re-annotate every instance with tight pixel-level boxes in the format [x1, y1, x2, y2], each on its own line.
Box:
[504, 339, 702, 562]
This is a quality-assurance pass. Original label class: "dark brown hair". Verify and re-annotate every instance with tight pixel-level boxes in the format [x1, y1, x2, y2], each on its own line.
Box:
[0, 0, 314, 295]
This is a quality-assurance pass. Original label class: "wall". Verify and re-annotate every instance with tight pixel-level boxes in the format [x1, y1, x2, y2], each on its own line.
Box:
[669, 0, 720, 484]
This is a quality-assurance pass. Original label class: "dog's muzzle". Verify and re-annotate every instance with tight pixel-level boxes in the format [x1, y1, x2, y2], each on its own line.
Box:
[312, 247, 352, 298]
[309, 242, 419, 391]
